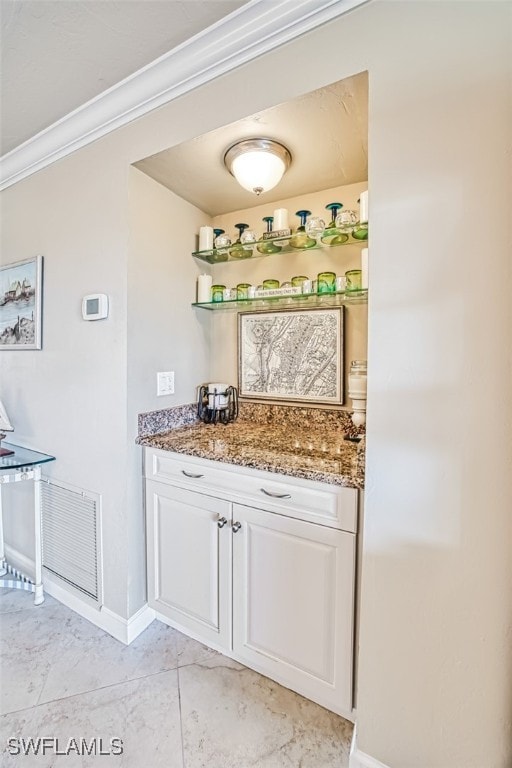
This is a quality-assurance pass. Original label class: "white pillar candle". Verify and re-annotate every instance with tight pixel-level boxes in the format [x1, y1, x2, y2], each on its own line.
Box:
[273, 208, 289, 230]
[199, 226, 214, 251]
[197, 274, 212, 303]
[361, 247, 369, 289]
[359, 190, 368, 224]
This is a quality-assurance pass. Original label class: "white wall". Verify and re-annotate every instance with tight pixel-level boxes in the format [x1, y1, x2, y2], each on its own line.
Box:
[1, 2, 511, 766]
[126, 167, 211, 612]
[0, 146, 131, 617]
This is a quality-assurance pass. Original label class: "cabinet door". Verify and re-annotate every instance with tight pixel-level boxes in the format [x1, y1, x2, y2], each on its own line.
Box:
[232, 503, 355, 717]
[146, 480, 231, 651]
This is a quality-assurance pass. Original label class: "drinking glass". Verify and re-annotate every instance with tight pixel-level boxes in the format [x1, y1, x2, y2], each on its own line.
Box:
[351, 224, 369, 240]
[241, 229, 257, 245]
[289, 210, 317, 249]
[230, 223, 253, 258]
[321, 202, 349, 245]
[210, 229, 230, 262]
[305, 216, 326, 240]
[335, 209, 358, 231]
[345, 269, 362, 293]
[257, 216, 282, 254]
[317, 271, 336, 293]
[211, 284, 226, 302]
[262, 279, 280, 289]
[236, 283, 252, 299]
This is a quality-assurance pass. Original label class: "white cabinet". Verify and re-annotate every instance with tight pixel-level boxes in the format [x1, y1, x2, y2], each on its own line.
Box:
[231, 503, 355, 716]
[146, 480, 231, 650]
[144, 448, 357, 720]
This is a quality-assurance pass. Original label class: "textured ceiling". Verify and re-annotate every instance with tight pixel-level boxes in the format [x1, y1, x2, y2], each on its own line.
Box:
[0, 0, 248, 156]
[134, 72, 368, 216]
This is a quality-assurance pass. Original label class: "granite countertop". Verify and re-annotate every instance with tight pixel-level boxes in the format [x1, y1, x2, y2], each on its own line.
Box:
[137, 411, 365, 489]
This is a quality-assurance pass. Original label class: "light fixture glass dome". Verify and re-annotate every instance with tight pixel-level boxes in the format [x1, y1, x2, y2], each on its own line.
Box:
[224, 138, 291, 196]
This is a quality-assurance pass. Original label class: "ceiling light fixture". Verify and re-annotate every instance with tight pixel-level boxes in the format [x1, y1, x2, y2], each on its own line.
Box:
[224, 138, 292, 196]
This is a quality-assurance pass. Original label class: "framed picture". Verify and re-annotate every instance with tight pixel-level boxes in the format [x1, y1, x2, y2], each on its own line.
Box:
[238, 306, 344, 404]
[0, 256, 43, 350]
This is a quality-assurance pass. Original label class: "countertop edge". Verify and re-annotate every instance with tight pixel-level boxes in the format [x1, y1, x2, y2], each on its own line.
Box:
[137, 435, 364, 490]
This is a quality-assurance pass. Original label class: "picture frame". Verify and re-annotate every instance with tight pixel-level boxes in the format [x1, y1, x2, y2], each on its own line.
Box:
[0, 255, 43, 350]
[238, 306, 344, 404]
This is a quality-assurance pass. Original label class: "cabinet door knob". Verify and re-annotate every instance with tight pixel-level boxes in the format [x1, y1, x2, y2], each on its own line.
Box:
[260, 488, 291, 499]
[181, 470, 204, 478]
[217, 516, 228, 529]
[232, 521, 242, 533]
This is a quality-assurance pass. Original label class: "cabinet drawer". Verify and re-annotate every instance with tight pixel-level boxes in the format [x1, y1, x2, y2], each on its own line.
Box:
[144, 448, 357, 533]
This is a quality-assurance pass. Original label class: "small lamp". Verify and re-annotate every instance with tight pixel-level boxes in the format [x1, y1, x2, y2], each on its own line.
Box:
[224, 138, 291, 196]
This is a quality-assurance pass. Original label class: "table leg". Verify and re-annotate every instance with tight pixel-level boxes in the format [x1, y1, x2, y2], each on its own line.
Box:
[0, 481, 6, 577]
[33, 466, 44, 605]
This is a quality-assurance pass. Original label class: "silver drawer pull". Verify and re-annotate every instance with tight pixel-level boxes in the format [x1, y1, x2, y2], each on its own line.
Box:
[260, 488, 291, 499]
[232, 521, 242, 533]
[217, 516, 228, 529]
[181, 470, 204, 479]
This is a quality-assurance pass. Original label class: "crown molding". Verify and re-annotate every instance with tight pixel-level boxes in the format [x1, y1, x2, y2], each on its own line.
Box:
[0, 0, 367, 191]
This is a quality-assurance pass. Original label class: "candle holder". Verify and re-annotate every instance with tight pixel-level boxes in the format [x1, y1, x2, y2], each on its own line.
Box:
[348, 360, 367, 427]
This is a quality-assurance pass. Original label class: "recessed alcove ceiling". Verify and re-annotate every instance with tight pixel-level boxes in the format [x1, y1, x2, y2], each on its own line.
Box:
[134, 71, 368, 217]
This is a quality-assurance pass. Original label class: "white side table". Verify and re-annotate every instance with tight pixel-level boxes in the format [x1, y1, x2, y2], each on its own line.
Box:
[0, 443, 55, 605]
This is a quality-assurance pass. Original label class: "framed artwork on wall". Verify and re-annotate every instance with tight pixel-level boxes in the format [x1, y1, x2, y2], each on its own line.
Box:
[238, 306, 344, 404]
[0, 255, 43, 350]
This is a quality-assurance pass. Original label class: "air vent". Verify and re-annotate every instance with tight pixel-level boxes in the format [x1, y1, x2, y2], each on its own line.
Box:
[41, 477, 102, 605]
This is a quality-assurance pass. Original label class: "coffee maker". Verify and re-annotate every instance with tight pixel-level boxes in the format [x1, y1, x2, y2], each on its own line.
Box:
[197, 383, 239, 425]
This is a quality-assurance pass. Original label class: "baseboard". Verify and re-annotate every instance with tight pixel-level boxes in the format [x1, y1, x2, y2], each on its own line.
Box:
[102, 604, 156, 645]
[349, 726, 390, 768]
[3, 544, 35, 580]
[3, 544, 155, 645]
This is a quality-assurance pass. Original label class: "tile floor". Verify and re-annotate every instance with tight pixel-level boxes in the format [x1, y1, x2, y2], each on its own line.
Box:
[0, 589, 353, 767]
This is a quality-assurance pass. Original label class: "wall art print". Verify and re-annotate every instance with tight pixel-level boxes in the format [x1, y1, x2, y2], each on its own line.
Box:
[238, 306, 344, 404]
[0, 256, 43, 350]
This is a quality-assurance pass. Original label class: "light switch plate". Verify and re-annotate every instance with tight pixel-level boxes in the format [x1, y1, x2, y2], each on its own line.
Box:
[157, 371, 175, 396]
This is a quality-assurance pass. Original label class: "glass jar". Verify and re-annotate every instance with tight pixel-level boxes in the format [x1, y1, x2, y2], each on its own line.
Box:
[348, 360, 367, 397]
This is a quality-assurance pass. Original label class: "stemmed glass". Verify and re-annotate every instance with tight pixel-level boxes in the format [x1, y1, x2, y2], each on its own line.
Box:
[289, 210, 317, 249]
[321, 203, 349, 245]
[212, 228, 230, 262]
[352, 198, 369, 240]
[229, 223, 253, 259]
[257, 216, 282, 254]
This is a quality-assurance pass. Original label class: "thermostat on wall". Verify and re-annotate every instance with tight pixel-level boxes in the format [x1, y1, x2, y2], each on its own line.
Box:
[82, 294, 109, 320]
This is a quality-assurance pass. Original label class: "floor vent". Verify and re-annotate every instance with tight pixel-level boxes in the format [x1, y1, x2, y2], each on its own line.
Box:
[41, 477, 102, 606]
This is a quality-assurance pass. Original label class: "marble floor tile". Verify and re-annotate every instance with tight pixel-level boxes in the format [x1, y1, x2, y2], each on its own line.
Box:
[37, 611, 178, 706]
[0, 669, 183, 767]
[0, 599, 69, 715]
[179, 655, 353, 768]
[175, 630, 226, 669]
[0, 589, 58, 615]
[1, 589, 353, 766]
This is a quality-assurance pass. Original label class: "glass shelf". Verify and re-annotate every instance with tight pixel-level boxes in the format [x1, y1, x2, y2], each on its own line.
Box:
[192, 228, 368, 264]
[192, 290, 368, 312]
